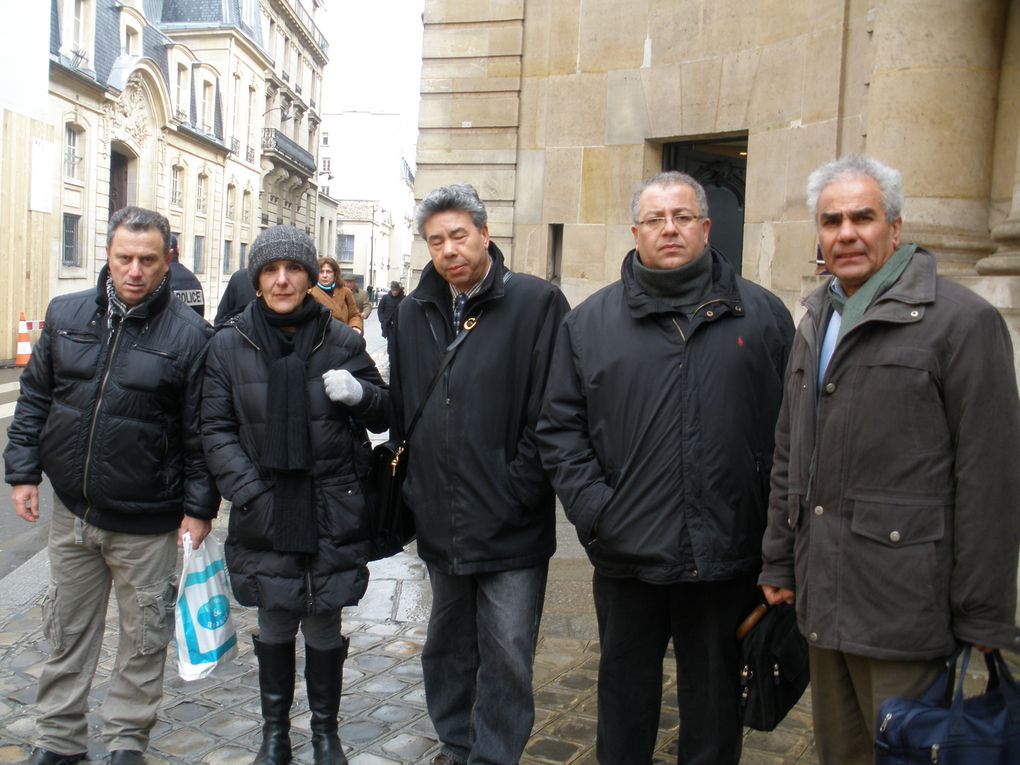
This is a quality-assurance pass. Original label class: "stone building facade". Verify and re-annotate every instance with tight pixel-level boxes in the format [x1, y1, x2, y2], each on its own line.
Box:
[413, 0, 1020, 357]
[0, 0, 329, 356]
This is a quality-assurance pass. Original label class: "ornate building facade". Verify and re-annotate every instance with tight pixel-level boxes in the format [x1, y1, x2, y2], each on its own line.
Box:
[0, 0, 329, 356]
[413, 0, 1020, 360]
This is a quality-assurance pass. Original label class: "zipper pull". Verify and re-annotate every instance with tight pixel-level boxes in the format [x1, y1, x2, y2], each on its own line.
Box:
[880, 712, 892, 733]
[930, 743, 939, 763]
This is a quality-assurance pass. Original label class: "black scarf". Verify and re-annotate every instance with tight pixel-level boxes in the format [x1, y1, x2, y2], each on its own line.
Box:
[250, 295, 323, 554]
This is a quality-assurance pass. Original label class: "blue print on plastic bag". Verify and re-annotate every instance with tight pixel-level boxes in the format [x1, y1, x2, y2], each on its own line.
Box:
[198, 594, 231, 630]
[179, 559, 237, 664]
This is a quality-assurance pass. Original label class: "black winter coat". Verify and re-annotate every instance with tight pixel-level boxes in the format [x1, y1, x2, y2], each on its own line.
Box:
[201, 301, 388, 614]
[377, 289, 404, 338]
[4, 267, 219, 533]
[391, 244, 569, 574]
[537, 251, 794, 584]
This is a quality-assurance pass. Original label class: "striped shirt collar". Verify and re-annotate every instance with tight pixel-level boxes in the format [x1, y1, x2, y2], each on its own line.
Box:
[448, 255, 493, 309]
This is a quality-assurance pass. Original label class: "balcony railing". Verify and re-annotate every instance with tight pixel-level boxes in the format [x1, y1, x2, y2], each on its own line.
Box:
[261, 214, 270, 226]
[282, 71, 290, 82]
[283, 0, 329, 54]
[174, 108, 189, 123]
[231, 138, 240, 153]
[246, 146, 255, 163]
[261, 128, 315, 175]
[295, 83, 302, 94]
[171, 190, 183, 208]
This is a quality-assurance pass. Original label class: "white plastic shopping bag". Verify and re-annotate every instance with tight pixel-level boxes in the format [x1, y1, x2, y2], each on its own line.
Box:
[175, 531, 238, 681]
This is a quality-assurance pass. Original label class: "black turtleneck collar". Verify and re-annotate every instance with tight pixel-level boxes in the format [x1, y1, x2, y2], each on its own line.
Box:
[632, 248, 713, 314]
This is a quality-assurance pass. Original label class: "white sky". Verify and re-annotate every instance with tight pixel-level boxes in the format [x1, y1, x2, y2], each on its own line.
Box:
[317, 0, 425, 161]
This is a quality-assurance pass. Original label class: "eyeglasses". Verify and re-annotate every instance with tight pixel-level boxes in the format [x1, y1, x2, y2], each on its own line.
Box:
[638, 213, 703, 230]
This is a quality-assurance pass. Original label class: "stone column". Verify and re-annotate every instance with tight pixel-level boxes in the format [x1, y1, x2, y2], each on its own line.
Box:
[977, 0, 1020, 276]
[865, 0, 1008, 274]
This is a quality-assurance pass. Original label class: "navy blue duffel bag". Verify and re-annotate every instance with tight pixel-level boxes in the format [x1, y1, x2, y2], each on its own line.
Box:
[874, 644, 1020, 764]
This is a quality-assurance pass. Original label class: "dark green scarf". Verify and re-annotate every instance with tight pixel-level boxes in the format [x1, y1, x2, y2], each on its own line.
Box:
[828, 243, 916, 341]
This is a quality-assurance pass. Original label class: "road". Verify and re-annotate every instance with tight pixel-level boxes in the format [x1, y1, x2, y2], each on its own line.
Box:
[0, 304, 390, 577]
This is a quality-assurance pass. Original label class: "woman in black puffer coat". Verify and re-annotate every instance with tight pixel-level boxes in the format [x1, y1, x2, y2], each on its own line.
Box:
[202, 225, 387, 765]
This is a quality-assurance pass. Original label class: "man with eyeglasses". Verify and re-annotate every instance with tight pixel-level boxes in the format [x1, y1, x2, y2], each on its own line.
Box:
[538, 171, 794, 764]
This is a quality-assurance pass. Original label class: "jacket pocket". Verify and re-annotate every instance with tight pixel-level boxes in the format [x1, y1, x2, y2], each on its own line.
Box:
[317, 476, 369, 544]
[119, 344, 183, 393]
[53, 329, 102, 379]
[842, 494, 951, 652]
[230, 489, 275, 550]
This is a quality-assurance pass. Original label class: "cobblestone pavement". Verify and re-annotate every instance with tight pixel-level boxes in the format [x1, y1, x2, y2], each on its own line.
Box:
[0, 513, 824, 765]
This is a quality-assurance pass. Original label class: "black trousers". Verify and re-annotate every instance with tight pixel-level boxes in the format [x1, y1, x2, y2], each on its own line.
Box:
[593, 571, 759, 765]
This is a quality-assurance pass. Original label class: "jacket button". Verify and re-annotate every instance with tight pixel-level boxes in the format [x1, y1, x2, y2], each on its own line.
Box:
[691, 569, 699, 578]
[787, 516, 794, 527]
[706, 310, 715, 317]
[910, 310, 919, 317]
[889, 530, 901, 543]
[824, 382, 836, 394]
[809, 632, 818, 642]
[814, 505, 824, 516]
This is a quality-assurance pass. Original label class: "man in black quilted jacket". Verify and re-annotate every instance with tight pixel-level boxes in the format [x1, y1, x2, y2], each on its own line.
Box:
[4, 206, 219, 765]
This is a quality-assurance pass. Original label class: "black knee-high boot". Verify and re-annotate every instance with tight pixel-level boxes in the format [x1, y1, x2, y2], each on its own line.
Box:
[304, 637, 350, 765]
[252, 635, 296, 765]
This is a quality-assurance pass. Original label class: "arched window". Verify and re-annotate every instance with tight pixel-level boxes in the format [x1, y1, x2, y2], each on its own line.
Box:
[226, 183, 236, 220]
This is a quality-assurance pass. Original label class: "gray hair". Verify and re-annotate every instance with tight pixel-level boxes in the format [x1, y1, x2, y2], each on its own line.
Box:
[415, 184, 488, 238]
[806, 155, 903, 221]
[107, 206, 172, 252]
[631, 171, 709, 223]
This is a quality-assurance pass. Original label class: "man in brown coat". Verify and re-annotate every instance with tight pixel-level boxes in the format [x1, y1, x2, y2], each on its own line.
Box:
[759, 155, 1020, 764]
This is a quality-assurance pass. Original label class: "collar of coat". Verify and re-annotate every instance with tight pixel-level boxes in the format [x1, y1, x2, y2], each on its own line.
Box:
[803, 245, 936, 322]
[93, 263, 173, 321]
[621, 247, 742, 319]
[414, 241, 509, 309]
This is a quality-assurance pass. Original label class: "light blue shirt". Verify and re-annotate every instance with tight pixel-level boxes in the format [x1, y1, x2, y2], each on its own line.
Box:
[818, 280, 846, 390]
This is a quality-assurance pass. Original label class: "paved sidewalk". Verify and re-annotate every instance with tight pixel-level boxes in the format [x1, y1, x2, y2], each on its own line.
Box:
[0, 512, 822, 764]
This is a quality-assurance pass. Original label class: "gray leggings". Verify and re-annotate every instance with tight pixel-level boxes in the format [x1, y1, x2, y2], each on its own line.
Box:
[257, 608, 344, 650]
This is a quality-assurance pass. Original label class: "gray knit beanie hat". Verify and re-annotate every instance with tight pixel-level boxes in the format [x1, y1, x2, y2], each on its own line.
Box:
[247, 225, 318, 288]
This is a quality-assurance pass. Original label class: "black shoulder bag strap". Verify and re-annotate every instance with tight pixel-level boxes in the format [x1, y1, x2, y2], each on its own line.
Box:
[402, 316, 476, 440]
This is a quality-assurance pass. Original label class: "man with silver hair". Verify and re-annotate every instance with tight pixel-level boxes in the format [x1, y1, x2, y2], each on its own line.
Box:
[538, 171, 793, 764]
[391, 184, 568, 765]
[759, 155, 1020, 764]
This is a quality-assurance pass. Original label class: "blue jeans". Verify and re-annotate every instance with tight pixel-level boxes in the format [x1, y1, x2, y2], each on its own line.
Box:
[422, 563, 548, 765]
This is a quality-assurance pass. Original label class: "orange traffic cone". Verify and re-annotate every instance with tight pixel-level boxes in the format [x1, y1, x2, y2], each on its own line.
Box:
[15, 311, 31, 366]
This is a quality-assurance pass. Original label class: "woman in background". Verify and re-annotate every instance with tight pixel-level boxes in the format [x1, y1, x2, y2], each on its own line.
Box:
[312, 256, 363, 334]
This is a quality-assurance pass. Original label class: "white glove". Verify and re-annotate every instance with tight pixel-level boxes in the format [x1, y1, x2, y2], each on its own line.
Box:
[322, 369, 364, 405]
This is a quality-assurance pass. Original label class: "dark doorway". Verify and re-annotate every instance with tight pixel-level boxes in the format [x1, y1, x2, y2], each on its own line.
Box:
[663, 137, 747, 273]
[109, 149, 129, 217]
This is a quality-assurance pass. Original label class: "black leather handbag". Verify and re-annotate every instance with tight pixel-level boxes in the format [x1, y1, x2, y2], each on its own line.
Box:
[874, 644, 1020, 764]
[361, 318, 478, 560]
[736, 601, 810, 731]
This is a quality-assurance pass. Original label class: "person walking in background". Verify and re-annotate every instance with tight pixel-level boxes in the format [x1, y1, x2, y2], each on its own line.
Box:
[343, 271, 373, 320]
[5, 206, 218, 765]
[537, 171, 793, 765]
[169, 234, 206, 318]
[312, 257, 364, 334]
[201, 225, 388, 765]
[215, 266, 257, 327]
[759, 155, 1020, 765]
[376, 280, 404, 368]
[390, 184, 568, 765]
